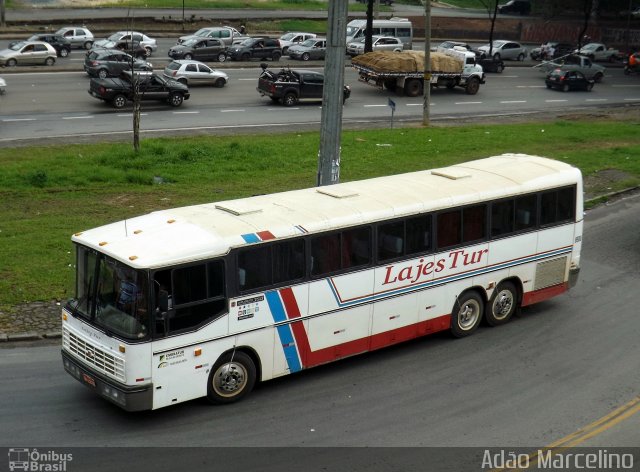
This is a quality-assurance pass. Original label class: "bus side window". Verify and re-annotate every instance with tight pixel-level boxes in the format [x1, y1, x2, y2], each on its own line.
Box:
[342, 227, 371, 269]
[491, 199, 514, 237]
[405, 214, 431, 255]
[437, 210, 462, 249]
[378, 220, 404, 262]
[515, 194, 537, 231]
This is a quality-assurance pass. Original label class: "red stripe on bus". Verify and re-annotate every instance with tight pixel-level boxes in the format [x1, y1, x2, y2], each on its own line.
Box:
[522, 282, 568, 306]
[279, 287, 311, 367]
[257, 230, 276, 241]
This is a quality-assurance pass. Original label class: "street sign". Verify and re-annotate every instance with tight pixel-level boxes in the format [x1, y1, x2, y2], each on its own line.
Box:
[388, 98, 396, 111]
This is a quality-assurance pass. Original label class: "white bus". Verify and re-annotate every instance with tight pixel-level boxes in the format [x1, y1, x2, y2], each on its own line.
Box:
[346, 17, 413, 49]
[61, 154, 582, 411]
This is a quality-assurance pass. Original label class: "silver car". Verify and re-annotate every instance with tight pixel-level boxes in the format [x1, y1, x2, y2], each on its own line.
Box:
[287, 38, 327, 61]
[163, 60, 228, 87]
[55, 26, 94, 49]
[0, 41, 57, 66]
[477, 40, 528, 61]
[94, 31, 157, 56]
[347, 35, 404, 57]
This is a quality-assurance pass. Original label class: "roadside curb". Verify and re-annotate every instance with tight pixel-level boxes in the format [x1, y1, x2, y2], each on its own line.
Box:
[2, 187, 638, 346]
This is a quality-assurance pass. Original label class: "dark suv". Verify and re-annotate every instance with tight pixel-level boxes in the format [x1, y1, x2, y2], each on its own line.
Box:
[84, 49, 153, 78]
[227, 38, 282, 62]
[10, 34, 72, 57]
[498, 0, 531, 14]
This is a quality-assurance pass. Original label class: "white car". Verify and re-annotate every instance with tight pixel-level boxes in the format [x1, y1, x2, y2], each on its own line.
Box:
[94, 31, 157, 56]
[347, 35, 404, 57]
[0, 41, 57, 66]
[477, 40, 527, 61]
[0, 76, 6, 95]
[55, 26, 94, 49]
[163, 60, 228, 87]
[278, 32, 317, 54]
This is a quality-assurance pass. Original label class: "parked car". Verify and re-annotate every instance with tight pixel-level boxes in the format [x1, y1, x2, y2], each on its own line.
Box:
[226, 38, 282, 61]
[477, 40, 527, 61]
[287, 38, 327, 61]
[55, 26, 94, 49]
[498, 0, 531, 15]
[530, 41, 574, 61]
[0, 41, 57, 66]
[278, 32, 317, 54]
[88, 71, 190, 108]
[84, 49, 153, 78]
[10, 34, 71, 57]
[347, 35, 404, 57]
[168, 38, 228, 62]
[177, 26, 248, 46]
[435, 40, 474, 52]
[577, 43, 621, 62]
[545, 69, 594, 91]
[89, 40, 148, 59]
[94, 31, 157, 56]
[163, 60, 228, 87]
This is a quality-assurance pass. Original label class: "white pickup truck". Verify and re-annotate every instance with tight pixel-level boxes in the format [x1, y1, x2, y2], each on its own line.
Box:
[352, 46, 485, 96]
[577, 43, 621, 62]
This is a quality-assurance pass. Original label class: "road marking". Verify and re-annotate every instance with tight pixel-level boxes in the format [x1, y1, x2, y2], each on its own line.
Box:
[585, 98, 607, 102]
[500, 100, 527, 104]
[545, 99, 568, 103]
[612, 84, 640, 87]
[267, 108, 300, 110]
[2, 118, 36, 122]
[517, 85, 546, 88]
[406, 103, 434, 106]
[62, 115, 94, 120]
[454, 101, 482, 105]
[172, 111, 200, 114]
[364, 104, 388, 108]
[220, 109, 246, 112]
[116, 113, 149, 117]
[490, 395, 640, 471]
[238, 78, 257, 81]
[624, 98, 640, 101]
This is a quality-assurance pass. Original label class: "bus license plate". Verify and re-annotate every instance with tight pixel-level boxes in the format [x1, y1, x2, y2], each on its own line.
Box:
[83, 373, 96, 387]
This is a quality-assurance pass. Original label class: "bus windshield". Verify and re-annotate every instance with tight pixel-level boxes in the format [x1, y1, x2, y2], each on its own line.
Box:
[71, 246, 150, 340]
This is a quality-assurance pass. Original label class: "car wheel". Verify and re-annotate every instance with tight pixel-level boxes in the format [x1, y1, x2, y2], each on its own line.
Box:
[594, 72, 603, 83]
[496, 63, 504, 73]
[206, 351, 256, 404]
[112, 94, 127, 109]
[145, 47, 152, 57]
[169, 92, 184, 107]
[83, 41, 93, 50]
[217, 52, 227, 63]
[465, 76, 480, 95]
[450, 291, 484, 338]
[517, 53, 525, 61]
[59, 48, 69, 58]
[214, 78, 226, 88]
[241, 53, 250, 61]
[562, 83, 569, 92]
[485, 282, 518, 327]
[283, 92, 298, 106]
[45, 57, 56, 66]
[493, 52, 501, 61]
[301, 52, 310, 61]
[272, 51, 281, 61]
[177, 77, 188, 85]
[184, 53, 193, 60]
[98, 69, 108, 79]
[587, 82, 594, 91]
[282, 46, 289, 55]
[546, 83, 552, 89]
[6, 58, 17, 67]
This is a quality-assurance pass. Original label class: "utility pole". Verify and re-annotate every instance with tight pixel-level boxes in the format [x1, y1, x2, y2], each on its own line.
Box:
[1, 0, 6, 28]
[423, 0, 431, 126]
[317, 0, 348, 186]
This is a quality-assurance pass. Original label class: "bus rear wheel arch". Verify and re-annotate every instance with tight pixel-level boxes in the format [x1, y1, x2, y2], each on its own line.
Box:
[485, 280, 519, 327]
[450, 290, 484, 338]
[207, 350, 257, 404]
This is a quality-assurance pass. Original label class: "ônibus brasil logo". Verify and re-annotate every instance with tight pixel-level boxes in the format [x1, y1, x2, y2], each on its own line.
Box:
[8, 448, 73, 472]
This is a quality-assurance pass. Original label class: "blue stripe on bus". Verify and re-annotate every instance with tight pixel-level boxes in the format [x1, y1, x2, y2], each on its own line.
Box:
[241, 233, 261, 243]
[328, 246, 574, 308]
[265, 291, 302, 373]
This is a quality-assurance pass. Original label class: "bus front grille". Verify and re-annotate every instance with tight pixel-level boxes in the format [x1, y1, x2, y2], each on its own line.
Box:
[63, 327, 126, 382]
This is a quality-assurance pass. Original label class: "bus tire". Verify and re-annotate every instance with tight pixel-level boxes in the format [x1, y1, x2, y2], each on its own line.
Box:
[207, 351, 256, 404]
[450, 291, 483, 338]
[485, 281, 518, 327]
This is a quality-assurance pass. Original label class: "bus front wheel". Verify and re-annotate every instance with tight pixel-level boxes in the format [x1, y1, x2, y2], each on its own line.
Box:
[485, 281, 518, 326]
[207, 351, 256, 404]
[450, 291, 483, 338]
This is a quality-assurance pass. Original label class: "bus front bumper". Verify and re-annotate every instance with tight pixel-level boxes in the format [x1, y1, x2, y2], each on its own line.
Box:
[62, 350, 153, 411]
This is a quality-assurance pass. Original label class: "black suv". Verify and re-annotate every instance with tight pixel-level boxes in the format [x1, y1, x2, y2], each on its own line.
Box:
[498, 0, 531, 14]
[88, 71, 190, 108]
[227, 38, 282, 62]
[11, 34, 72, 57]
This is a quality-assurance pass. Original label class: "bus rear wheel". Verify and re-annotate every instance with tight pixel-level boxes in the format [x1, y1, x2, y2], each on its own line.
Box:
[450, 291, 483, 337]
[207, 351, 256, 404]
[485, 281, 518, 326]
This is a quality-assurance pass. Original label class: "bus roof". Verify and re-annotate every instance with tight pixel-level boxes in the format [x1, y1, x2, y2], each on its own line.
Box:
[72, 154, 582, 269]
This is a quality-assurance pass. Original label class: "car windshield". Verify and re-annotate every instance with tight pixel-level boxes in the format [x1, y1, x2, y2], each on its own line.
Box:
[281, 33, 297, 41]
[107, 33, 124, 41]
[166, 61, 181, 70]
[9, 41, 26, 51]
[300, 39, 317, 47]
[194, 28, 210, 36]
[346, 26, 360, 36]
[182, 38, 199, 47]
[69, 245, 150, 340]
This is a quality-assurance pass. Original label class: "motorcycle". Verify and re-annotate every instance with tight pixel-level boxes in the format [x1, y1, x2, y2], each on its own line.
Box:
[623, 62, 640, 75]
[0, 76, 6, 95]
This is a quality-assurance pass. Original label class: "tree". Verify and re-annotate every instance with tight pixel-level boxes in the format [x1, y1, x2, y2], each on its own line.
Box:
[365, 0, 374, 53]
[577, 0, 595, 50]
[478, 0, 499, 58]
[1, 0, 5, 28]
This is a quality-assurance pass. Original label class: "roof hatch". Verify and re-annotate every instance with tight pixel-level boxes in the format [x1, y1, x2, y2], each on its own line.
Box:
[431, 168, 472, 180]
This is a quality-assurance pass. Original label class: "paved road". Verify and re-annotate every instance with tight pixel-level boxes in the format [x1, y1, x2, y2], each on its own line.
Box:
[0, 191, 639, 470]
